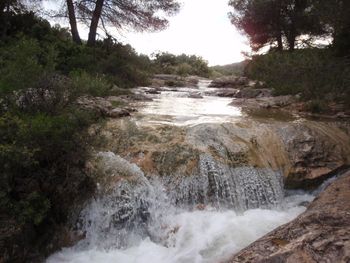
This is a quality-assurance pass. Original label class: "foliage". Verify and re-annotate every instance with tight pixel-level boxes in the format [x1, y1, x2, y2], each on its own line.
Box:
[245, 49, 350, 103]
[229, 0, 325, 51]
[210, 61, 248, 77]
[152, 52, 211, 77]
[55, 38, 151, 89]
[0, 38, 56, 95]
[70, 71, 112, 97]
[16, 192, 51, 226]
[305, 100, 329, 113]
[55, 0, 180, 45]
[0, 108, 96, 226]
[312, 0, 350, 56]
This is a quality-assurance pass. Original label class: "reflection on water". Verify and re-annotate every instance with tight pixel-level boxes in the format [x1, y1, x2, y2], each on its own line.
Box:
[136, 81, 242, 126]
[244, 108, 298, 122]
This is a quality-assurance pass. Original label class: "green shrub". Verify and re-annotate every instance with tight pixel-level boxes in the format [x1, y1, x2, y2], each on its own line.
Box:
[153, 52, 211, 77]
[305, 100, 329, 113]
[0, 39, 48, 94]
[70, 71, 113, 97]
[0, 107, 97, 225]
[176, 63, 192, 76]
[245, 49, 350, 103]
[16, 192, 51, 226]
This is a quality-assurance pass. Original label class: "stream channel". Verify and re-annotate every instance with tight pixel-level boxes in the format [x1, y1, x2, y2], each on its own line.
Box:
[47, 80, 317, 263]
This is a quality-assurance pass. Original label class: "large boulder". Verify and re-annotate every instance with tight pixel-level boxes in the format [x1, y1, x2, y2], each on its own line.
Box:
[276, 122, 350, 189]
[226, 171, 350, 263]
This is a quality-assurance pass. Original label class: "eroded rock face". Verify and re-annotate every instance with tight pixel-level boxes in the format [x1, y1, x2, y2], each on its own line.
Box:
[226, 171, 350, 263]
[98, 118, 350, 191]
[276, 122, 350, 189]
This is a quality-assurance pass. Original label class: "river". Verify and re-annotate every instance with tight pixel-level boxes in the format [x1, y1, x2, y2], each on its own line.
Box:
[47, 80, 316, 263]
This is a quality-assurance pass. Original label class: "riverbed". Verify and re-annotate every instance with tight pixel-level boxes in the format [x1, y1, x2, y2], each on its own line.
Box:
[47, 80, 337, 263]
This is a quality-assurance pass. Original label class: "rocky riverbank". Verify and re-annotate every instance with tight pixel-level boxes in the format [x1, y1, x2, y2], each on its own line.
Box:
[226, 170, 350, 263]
[207, 76, 350, 119]
[45, 81, 350, 262]
[4, 76, 349, 262]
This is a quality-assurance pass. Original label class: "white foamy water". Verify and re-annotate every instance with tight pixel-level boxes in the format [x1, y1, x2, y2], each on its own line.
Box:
[47, 198, 310, 263]
[47, 153, 314, 263]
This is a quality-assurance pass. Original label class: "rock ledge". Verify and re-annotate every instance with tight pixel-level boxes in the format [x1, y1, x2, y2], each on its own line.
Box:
[225, 171, 350, 263]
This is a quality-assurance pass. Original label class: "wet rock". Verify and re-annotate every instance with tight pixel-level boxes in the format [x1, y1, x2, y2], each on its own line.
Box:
[123, 93, 153, 101]
[230, 95, 295, 110]
[188, 92, 203, 99]
[226, 171, 350, 263]
[235, 88, 265, 98]
[151, 74, 200, 88]
[145, 89, 161, 95]
[298, 201, 310, 207]
[209, 76, 249, 88]
[108, 108, 131, 118]
[102, 116, 350, 192]
[336, 112, 350, 118]
[76, 96, 134, 118]
[110, 205, 134, 229]
[215, 89, 239, 97]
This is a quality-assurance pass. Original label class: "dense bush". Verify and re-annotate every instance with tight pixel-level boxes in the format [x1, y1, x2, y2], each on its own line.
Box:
[152, 52, 211, 77]
[245, 49, 350, 103]
[56, 40, 151, 89]
[0, 107, 97, 222]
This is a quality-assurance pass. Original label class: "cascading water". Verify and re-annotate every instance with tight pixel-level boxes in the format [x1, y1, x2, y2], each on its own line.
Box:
[162, 154, 284, 211]
[47, 152, 314, 263]
[47, 81, 317, 262]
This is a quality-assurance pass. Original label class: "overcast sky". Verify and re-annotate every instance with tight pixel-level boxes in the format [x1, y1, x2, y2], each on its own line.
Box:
[123, 0, 250, 66]
[44, 0, 250, 66]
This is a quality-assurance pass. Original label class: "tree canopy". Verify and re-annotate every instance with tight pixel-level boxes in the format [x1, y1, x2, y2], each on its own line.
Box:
[229, 0, 326, 52]
[59, 0, 180, 46]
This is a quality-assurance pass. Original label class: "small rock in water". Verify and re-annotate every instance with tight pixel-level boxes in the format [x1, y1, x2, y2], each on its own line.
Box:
[188, 92, 203, 99]
[298, 201, 310, 207]
[108, 108, 131, 118]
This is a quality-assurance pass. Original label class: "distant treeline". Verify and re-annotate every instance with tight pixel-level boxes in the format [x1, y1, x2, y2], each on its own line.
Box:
[210, 61, 248, 77]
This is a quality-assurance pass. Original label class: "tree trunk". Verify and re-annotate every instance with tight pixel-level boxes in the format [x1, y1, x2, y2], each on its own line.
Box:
[276, 0, 283, 51]
[277, 32, 283, 51]
[0, 1, 10, 40]
[66, 0, 81, 44]
[87, 0, 104, 46]
[287, 34, 296, 51]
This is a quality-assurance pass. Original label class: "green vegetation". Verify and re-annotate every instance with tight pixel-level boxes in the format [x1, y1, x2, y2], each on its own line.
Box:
[245, 49, 350, 103]
[210, 61, 248, 77]
[229, 0, 350, 109]
[0, 6, 158, 260]
[152, 52, 211, 77]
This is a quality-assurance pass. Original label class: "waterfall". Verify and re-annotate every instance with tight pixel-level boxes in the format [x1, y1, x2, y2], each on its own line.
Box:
[163, 154, 284, 211]
[69, 152, 284, 249]
[47, 152, 313, 263]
